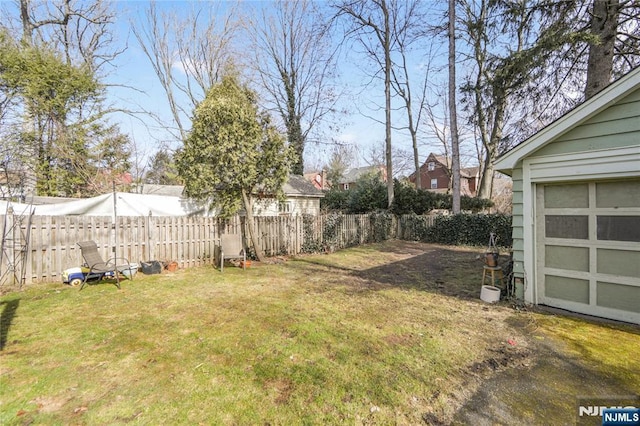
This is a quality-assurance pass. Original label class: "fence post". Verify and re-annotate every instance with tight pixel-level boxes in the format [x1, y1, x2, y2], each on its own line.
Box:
[147, 212, 155, 261]
[0, 208, 15, 286]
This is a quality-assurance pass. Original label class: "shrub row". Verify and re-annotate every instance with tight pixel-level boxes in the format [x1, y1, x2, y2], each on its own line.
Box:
[321, 178, 494, 215]
[301, 211, 512, 253]
[423, 213, 512, 247]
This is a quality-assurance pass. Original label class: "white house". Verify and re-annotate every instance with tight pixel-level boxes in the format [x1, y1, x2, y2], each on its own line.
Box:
[253, 175, 325, 216]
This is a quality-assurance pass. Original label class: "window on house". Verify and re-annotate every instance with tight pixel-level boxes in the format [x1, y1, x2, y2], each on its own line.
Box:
[428, 162, 435, 171]
[279, 201, 292, 214]
[430, 178, 438, 189]
[343, 183, 349, 190]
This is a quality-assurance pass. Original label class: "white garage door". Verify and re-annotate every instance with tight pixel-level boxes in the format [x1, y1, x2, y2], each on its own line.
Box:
[535, 179, 640, 324]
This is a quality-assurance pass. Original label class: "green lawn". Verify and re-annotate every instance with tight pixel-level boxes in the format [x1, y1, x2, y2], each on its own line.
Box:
[1, 241, 637, 425]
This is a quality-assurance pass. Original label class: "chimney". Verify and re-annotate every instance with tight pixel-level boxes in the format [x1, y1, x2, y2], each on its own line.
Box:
[321, 169, 327, 190]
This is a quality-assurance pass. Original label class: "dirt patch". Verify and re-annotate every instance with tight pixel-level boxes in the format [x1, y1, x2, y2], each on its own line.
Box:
[353, 242, 499, 299]
[265, 379, 294, 405]
[32, 396, 69, 413]
[468, 346, 532, 376]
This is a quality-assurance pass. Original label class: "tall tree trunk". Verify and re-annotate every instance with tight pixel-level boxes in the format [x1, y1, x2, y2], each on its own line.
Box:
[20, 0, 34, 44]
[477, 100, 505, 200]
[409, 121, 421, 190]
[449, 0, 461, 213]
[585, 0, 620, 99]
[383, 0, 394, 208]
[285, 79, 304, 175]
[241, 189, 265, 262]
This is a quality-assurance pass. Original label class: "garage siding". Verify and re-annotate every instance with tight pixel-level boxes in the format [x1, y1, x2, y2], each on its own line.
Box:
[510, 167, 525, 278]
[532, 88, 640, 158]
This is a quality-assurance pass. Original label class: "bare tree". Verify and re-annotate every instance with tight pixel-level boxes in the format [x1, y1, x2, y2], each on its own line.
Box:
[333, 0, 402, 208]
[324, 144, 356, 188]
[133, 1, 238, 142]
[459, 0, 581, 199]
[448, 0, 461, 213]
[363, 140, 414, 179]
[246, 0, 340, 175]
[15, 0, 120, 73]
[384, 0, 429, 189]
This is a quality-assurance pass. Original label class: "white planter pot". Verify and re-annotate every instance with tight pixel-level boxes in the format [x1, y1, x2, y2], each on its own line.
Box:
[480, 285, 501, 303]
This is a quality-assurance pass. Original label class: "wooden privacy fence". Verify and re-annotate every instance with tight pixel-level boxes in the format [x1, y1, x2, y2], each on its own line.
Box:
[0, 213, 437, 287]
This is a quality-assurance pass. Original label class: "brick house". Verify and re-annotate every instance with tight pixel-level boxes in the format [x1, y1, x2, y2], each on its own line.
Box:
[303, 170, 328, 190]
[409, 153, 479, 196]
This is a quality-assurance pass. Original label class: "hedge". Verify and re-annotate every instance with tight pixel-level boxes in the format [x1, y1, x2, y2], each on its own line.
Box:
[423, 213, 512, 247]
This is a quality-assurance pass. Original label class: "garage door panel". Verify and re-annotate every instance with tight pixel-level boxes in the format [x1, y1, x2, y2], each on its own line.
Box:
[596, 181, 640, 207]
[597, 282, 640, 313]
[545, 215, 589, 239]
[544, 183, 589, 208]
[597, 249, 640, 278]
[596, 216, 640, 242]
[545, 246, 589, 272]
[545, 275, 590, 304]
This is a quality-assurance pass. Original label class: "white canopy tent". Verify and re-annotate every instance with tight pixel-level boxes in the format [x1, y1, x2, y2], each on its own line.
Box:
[0, 192, 216, 217]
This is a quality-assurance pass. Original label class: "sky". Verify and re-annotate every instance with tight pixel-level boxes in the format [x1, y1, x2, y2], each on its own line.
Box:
[3, 0, 477, 177]
[103, 0, 474, 177]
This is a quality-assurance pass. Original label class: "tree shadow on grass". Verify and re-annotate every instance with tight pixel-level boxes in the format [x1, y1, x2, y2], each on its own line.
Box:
[293, 241, 501, 301]
[1, 298, 20, 350]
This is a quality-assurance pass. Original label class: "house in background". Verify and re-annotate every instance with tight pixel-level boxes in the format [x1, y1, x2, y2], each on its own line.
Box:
[253, 175, 325, 216]
[409, 153, 479, 196]
[135, 184, 185, 197]
[127, 176, 324, 217]
[338, 165, 387, 190]
[303, 170, 328, 190]
[495, 66, 640, 324]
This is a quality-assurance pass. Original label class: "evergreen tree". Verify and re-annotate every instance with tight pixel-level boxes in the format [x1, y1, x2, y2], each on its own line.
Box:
[176, 75, 292, 261]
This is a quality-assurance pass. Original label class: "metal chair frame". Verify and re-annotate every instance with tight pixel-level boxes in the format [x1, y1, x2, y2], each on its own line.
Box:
[77, 241, 132, 290]
[217, 234, 246, 272]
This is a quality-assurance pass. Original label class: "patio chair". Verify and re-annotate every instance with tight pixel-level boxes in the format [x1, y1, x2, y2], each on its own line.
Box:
[217, 234, 246, 272]
[77, 241, 133, 290]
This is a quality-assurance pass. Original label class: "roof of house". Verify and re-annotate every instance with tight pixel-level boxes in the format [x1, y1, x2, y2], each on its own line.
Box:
[460, 166, 479, 178]
[431, 154, 451, 168]
[139, 176, 324, 199]
[495, 66, 640, 172]
[283, 175, 325, 198]
[409, 154, 479, 181]
[140, 184, 185, 197]
[340, 165, 384, 184]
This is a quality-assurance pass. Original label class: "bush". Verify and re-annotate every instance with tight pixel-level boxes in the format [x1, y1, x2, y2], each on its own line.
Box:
[370, 210, 394, 242]
[321, 188, 349, 212]
[322, 173, 388, 214]
[322, 212, 343, 248]
[392, 180, 492, 215]
[347, 173, 387, 213]
[301, 214, 323, 253]
[424, 214, 512, 247]
[392, 180, 447, 214]
[460, 196, 494, 212]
